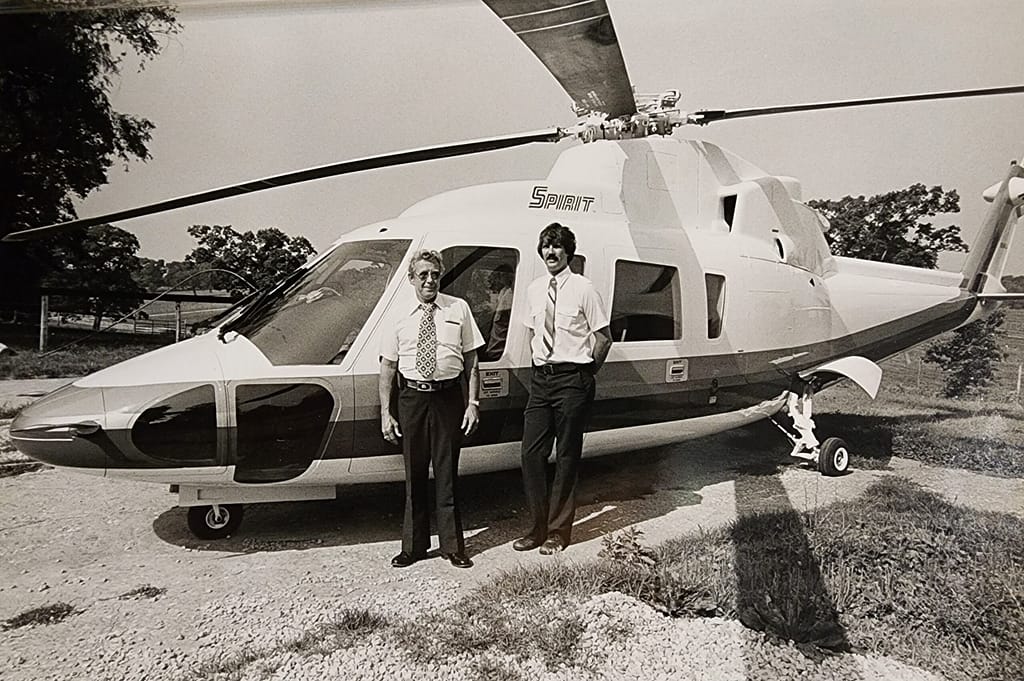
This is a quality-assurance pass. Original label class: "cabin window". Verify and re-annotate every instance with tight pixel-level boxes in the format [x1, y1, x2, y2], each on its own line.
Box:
[232, 239, 412, 365]
[610, 260, 681, 342]
[440, 246, 519, 362]
[705, 273, 726, 339]
[234, 383, 334, 484]
[131, 385, 218, 465]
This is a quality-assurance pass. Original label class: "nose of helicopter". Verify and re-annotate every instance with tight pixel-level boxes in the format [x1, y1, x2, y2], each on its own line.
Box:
[9, 383, 109, 474]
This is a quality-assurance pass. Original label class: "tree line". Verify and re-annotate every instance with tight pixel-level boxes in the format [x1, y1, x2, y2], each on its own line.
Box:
[40, 223, 315, 330]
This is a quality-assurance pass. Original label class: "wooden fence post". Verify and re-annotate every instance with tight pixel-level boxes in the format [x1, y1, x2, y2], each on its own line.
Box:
[38, 294, 49, 353]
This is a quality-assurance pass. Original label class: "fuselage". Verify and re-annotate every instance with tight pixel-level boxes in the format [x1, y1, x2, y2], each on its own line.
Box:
[10, 137, 980, 490]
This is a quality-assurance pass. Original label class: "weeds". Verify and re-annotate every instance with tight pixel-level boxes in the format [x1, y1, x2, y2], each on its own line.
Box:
[118, 585, 166, 600]
[188, 607, 389, 680]
[598, 526, 655, 568]
[2, 602, 80, 630]
[397, 562, 617, 673]
[0, 402, 23, 419]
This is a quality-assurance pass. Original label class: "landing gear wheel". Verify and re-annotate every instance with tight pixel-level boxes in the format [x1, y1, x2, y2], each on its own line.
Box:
[817, 437, 850, 476]
[187, 504, 243, 539]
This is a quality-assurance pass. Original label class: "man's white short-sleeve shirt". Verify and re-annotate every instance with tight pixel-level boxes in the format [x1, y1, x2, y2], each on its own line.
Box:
[524, 267, 609, 365]
[381, 292, 484, 381]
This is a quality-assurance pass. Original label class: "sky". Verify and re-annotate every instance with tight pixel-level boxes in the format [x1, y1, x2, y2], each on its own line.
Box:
[76, 0, 1024, 273]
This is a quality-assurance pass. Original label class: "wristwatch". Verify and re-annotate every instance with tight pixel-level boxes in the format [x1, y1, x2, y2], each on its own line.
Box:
[468, 399, 480, 407]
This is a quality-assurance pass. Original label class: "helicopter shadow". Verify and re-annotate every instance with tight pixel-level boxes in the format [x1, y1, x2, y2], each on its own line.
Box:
[151, 418, 855, 556]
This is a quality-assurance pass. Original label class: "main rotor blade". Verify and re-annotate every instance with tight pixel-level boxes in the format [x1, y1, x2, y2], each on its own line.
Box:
[691, 85, 1024, 125]
[482, 0, 636, 119]
[3, 128, 564, 242]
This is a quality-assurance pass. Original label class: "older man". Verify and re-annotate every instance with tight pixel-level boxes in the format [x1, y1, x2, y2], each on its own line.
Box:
[515, 223, 612, 555]
[380, 249, 483, 569]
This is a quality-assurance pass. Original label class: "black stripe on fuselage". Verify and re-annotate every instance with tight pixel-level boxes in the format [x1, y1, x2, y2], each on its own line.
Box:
[85, 295, 974, 471]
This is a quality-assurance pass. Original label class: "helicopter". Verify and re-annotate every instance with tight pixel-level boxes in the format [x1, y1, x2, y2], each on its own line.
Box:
[6, 0, 1024, 540]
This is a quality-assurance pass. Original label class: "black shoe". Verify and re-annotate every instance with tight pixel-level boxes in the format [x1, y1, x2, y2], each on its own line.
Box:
[513, 536, 543, 551]
[391, 551, 421, 568]
[539, 536, 565, 555]
[443, 552, 473, 568]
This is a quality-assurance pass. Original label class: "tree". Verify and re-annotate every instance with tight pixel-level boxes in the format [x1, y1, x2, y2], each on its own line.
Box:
[808, 184, 966, 268]
[132, 257, 167, 292]
[924, 310, 1007, 398]
[185, 225, 316, 296]
[0, 3, 179, 305]
[812, 183, 1005, 398]
[42, 225, 144, 330]
[164, 260, 200, 293]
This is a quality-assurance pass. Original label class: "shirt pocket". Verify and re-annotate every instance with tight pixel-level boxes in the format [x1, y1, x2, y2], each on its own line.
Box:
[554, 310, 578, 331]
[528, 302, 545, 331]
[437, 320, 463, 349]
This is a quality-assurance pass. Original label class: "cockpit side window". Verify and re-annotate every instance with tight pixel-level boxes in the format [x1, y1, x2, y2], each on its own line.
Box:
[233, 239, 412, 365]
[131, 385, 218, 465]
[439, 246, 519, 362]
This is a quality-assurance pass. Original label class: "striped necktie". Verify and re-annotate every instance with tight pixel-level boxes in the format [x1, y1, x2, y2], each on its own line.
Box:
[542, 276, 557, 358]
[415, 303, 437, 378]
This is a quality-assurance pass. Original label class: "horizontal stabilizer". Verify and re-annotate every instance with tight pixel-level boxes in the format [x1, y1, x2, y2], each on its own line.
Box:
[800, 356, 882, 399]
[976, 292, 1024, 301]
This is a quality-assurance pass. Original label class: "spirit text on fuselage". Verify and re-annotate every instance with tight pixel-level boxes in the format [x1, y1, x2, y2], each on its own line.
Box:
[528, 186, 596, 212]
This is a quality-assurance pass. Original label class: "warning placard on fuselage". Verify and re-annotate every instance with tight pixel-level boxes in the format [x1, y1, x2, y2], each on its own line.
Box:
[480, 369, 509, 398]
[665, 358, 689, 383]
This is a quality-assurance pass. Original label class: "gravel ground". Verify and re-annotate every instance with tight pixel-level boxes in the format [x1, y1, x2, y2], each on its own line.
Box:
[3, 416, 1022, 680]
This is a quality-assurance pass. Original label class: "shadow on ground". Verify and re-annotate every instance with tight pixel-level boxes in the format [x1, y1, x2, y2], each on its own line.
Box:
[153, 419, 816, 554]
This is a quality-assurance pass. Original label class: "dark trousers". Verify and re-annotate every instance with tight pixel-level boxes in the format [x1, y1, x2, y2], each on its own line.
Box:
[398, 384, 465, 555]
[520, 366, 596, 544]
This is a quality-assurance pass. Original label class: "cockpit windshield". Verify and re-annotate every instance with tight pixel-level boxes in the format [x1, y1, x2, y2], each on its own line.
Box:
[232, 239, 412, 365]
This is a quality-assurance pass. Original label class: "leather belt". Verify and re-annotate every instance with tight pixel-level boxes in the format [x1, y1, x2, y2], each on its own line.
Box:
[399, 375, 461, 392]
[533, 362, 590, 375]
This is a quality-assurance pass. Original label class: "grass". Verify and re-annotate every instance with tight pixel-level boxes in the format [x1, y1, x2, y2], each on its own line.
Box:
[186, 607, 389, 681]
[380, 479, 1022, 681]
[815, 383, 1024, 478]
[2, 603, 80, 630]
[117, 585, 167, 600]
[0, 343, 154, 379]
[0, 322, 161, 379]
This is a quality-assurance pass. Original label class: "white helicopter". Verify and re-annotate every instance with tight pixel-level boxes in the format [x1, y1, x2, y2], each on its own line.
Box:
[7, 0, 1024, 539]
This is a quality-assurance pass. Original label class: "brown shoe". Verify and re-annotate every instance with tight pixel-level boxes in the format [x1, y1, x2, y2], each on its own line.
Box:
[539, 536, 564, 555]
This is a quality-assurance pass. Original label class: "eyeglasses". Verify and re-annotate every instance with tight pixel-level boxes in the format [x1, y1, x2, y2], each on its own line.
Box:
[414, 271, 441, 281]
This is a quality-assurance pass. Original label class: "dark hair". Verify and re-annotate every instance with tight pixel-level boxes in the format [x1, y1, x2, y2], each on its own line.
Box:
[537, 222, 576, 259]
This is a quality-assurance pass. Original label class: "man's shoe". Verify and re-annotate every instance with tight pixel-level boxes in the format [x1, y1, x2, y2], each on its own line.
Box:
[443, 552, 473, 568]
[539, 536, 565, 555]
[391, 551, 420, 568]
[512, 536, 543, 551]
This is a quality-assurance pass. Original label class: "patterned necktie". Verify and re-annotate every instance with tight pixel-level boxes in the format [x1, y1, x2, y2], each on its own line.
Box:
[415, 302, 437, 378]
[542, 277, 557, 358]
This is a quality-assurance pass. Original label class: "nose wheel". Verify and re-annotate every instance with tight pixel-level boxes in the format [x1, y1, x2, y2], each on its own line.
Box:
[187, 504, 244, 539]
[771, 383, 851, 476]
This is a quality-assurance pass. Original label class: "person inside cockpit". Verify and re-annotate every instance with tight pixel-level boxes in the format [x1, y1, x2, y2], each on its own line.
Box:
[482, 264, 514, 361]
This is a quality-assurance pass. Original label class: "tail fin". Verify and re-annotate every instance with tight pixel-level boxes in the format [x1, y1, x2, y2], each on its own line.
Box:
[961, 160, 1024, 293]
